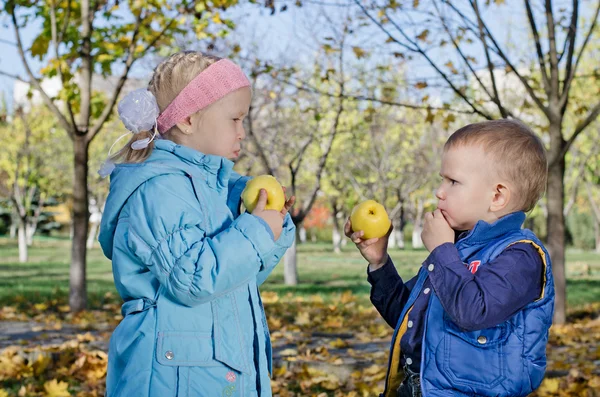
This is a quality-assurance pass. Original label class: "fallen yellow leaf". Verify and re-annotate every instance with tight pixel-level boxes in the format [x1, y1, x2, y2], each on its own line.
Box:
[43, 379, 70, 397]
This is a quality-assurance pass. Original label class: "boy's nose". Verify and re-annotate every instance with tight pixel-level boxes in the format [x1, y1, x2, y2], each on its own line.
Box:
[435, 187, 445, 200]
[239, 125, 246, 140]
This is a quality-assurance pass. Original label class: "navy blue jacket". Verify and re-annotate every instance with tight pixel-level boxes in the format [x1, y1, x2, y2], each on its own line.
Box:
[368, 212, 554, 396]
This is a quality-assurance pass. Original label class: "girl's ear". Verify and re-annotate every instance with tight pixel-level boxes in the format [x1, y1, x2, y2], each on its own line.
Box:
[175, 116, 193, 135]
[490, 182, 511, 212]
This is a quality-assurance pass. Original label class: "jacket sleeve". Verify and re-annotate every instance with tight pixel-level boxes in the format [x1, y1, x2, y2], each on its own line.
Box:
[124, 175, 277, 306]
[227, 171, 251, 217]
[425, 242, 544, 331]
[367, 257, 417, 328]
[256, 213, 296, 286]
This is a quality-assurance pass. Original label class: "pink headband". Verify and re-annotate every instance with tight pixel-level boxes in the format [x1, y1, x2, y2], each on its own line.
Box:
[156, 59, 251, 133]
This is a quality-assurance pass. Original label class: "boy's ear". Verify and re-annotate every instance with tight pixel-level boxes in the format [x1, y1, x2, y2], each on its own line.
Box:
[175, 116, 193, 135]
[490, 183, 511, 212]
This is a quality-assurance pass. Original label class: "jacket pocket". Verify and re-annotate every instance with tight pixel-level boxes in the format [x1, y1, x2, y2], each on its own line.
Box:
[156, 331, 246, 374]
[442, 314, 510, 389]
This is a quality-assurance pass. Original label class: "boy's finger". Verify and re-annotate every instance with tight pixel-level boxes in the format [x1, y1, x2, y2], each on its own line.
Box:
[361, 238, 379, 247]
[351, 231, 364, 243]
[344, 220, 351, 236]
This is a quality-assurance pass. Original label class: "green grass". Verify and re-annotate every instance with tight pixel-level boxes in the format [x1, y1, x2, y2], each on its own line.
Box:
[1, 237, 599, 310]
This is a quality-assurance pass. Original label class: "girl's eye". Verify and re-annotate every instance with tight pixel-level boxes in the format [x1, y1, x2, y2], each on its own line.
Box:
[233, 118, 240, 122]
[450, 179, 457, 185]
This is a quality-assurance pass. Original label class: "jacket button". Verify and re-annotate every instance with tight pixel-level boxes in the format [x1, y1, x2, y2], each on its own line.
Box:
[165, 351, 174, 360]
[424, 288, 431, 295]
[407, 321, 414, 328]
[406, 357, 413, 365]
[427, 264, 435, 271]
[477, 336, 487, 344]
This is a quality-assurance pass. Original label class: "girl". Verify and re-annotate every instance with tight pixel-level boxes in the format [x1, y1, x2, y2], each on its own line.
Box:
[99, 51, 296, 397]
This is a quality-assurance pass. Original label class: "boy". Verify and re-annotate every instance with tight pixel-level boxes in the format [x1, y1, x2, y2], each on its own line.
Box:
[345, 120, 554, 397]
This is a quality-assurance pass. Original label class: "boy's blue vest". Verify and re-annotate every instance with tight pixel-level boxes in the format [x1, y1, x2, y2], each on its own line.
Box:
[383, 213, 554, 397]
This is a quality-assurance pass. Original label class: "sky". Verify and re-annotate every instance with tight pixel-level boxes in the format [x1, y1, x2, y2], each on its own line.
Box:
[0, 1, 596, 113]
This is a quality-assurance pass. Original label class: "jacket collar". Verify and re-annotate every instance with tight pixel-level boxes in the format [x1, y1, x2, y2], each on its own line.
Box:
[153, 139, 233, 189]
[458, 212, 526, 245]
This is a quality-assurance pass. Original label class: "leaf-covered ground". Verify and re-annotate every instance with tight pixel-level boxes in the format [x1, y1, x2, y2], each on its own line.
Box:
[1, 292, 599, 397]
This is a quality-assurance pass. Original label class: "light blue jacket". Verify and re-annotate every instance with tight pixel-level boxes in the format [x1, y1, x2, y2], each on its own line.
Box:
[98, 140, 296, 397]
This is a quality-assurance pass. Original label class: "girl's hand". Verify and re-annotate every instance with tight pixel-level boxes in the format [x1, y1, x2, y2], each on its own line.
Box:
[252, 189, 283, 240]
[280, 186, 296, 218]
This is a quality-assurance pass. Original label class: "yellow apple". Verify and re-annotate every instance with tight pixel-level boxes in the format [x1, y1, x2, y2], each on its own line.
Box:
[350, 200, 391, 239]
[241, 175, 285, 213]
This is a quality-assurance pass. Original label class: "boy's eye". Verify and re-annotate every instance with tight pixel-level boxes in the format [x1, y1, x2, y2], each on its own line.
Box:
[450, 179, 457, 185]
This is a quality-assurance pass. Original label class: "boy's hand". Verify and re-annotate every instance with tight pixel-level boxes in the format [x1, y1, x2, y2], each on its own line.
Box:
[421, 209, 454, 252]
[344, 218, 391, 270]
[253, 189, 283, 240]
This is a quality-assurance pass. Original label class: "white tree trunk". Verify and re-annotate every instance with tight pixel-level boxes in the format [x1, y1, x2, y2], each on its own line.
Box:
[393, 218, 405, 249]
[331, 210, 344, 254]
[9, 222, 17, 239]
[412, 226, 423, 249]
[332, 226, 342, 254]
[284, 235, 298, 285]
[412, 199, 424, 249]
[299, 226, 307, 243]
[87, 222, 99, 249]
[18, 223, 28, 263]
[26, 223, 36, 246]
[388, 225, 398, 249]
[87, 199, 103, 249]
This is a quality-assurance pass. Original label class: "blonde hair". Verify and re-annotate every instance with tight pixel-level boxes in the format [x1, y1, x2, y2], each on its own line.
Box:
[111, 51, 221, 163]
[445, 119, 548, 212]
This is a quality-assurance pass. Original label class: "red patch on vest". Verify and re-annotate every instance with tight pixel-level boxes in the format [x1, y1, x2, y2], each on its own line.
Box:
[466, 260, 482, 274]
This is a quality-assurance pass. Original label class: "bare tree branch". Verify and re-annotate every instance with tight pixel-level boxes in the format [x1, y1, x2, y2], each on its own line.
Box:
[562, 99, 600, 158]
[8, 4, 74, 136]
[463, 1, 550, 117]
[274, 75, 480, 115]
[559, 1, 599, 113]
[470, 0, 509, 117]
[545, 0, 559, 99]
[523, 0, 551, 95]
[353, 0, 493, 119]
[49, 0, 77, 134]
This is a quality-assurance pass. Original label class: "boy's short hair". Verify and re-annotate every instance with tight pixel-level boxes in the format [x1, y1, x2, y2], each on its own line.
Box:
[445, 119, 548, 212]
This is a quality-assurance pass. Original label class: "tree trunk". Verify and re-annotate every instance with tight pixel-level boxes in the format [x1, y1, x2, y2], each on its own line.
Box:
[87, 221, 99, 249]
[331, 211, 343, 254]
[17, 222, 27, 263]
[392, 217, 405, 250]
[594, 218, 600, 254]
[26, 223, 36, 246]
[388, 218, 398, 249]
[299, 226, 307, 243]
[9, 222, 16, 239]
[412, 199, 424, 249]
[284, 232, 298, 285]
[70, 137, 90, 312]
[87, 199, 103, 249]
[547, 144, 566, 325]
